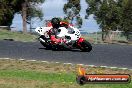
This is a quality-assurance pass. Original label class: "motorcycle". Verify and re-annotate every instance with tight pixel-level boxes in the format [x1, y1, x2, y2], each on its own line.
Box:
[35, 25, 92, 52]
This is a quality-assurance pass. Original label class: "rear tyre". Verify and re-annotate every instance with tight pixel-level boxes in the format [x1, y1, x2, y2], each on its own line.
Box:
[80, 40, 92, 52]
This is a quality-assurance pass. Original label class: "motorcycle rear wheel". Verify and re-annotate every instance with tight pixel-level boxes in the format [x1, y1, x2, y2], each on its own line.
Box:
[80, 40, 92, 52]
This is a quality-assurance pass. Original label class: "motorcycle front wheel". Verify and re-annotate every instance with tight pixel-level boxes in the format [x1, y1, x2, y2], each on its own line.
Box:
[40, 41, 52, 50]
[80, 40, 92, 52]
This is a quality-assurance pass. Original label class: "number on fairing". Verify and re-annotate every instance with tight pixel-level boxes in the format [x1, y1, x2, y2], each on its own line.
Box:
[75, 31, 80, 38]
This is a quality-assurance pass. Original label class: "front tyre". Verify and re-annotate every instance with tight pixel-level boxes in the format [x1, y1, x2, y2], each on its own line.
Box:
[39, 36, 52, 50]
[40, 41, 52, 50]
[80, 40, 92, 52]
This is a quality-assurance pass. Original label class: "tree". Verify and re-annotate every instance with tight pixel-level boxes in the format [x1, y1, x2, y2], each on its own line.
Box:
[85, 0, 126, 41]
[122, 0, 132, 39]
[63, 0, 82, 28]
[0, 0, 20, 26]
[0, 0, 44, 33]
[21, 0, 45, 33]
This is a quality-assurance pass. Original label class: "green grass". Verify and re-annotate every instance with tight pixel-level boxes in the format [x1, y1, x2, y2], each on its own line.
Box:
[0, 70, 75, 83]
[0, 29, 130, 44]
[0, 59, 132, 88]
[0, 30, 37, 42]
[0, 70, 131, 88]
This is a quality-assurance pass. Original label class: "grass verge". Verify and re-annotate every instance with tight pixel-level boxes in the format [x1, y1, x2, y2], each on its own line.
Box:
[0, 59, 132, 88]
[0, 29, 131, 45]
[0, 30, 37, 42]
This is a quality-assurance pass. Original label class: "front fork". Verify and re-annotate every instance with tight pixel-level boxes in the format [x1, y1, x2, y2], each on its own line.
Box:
[39, 37, 46, 43]
[39, 35, 51, 44]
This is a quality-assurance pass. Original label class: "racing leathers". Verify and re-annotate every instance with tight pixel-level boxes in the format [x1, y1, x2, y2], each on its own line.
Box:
[47, 21, 69, 44]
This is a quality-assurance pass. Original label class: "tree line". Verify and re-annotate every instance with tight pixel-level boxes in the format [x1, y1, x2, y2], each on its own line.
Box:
[85, 0, 132, 40]
[0, 0, 132, 40]
[0, 0, 44, 33]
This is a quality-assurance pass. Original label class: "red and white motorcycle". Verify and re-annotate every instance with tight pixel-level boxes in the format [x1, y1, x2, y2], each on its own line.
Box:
[35, 25, 92, 52]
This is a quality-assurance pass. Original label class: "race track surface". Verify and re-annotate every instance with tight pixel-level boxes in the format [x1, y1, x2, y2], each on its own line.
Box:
[0, 40, 132, 69]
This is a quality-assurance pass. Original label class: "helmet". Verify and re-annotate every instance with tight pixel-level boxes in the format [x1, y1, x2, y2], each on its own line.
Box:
[51, 18, 60, 29]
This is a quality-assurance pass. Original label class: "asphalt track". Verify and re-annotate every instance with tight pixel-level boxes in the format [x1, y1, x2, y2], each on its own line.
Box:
[0, 40, 132, 69]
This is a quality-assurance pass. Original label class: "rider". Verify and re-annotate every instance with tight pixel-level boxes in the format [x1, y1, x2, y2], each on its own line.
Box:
[48, 17, 70, 44]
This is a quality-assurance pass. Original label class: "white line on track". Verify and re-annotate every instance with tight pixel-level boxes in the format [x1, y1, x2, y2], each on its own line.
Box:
[27, 60, 37, 62]
[0, 58, 131, 70]
[41, 61, 49, 63]
[100, 66, 108, 68]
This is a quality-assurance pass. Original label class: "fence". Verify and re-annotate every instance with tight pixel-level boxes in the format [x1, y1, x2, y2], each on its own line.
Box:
[0, 26, 10, 30]
[82, 31, 132, 44]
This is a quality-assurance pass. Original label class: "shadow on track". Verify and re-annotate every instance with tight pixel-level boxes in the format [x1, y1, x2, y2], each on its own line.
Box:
[38, 47, 82, 52]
